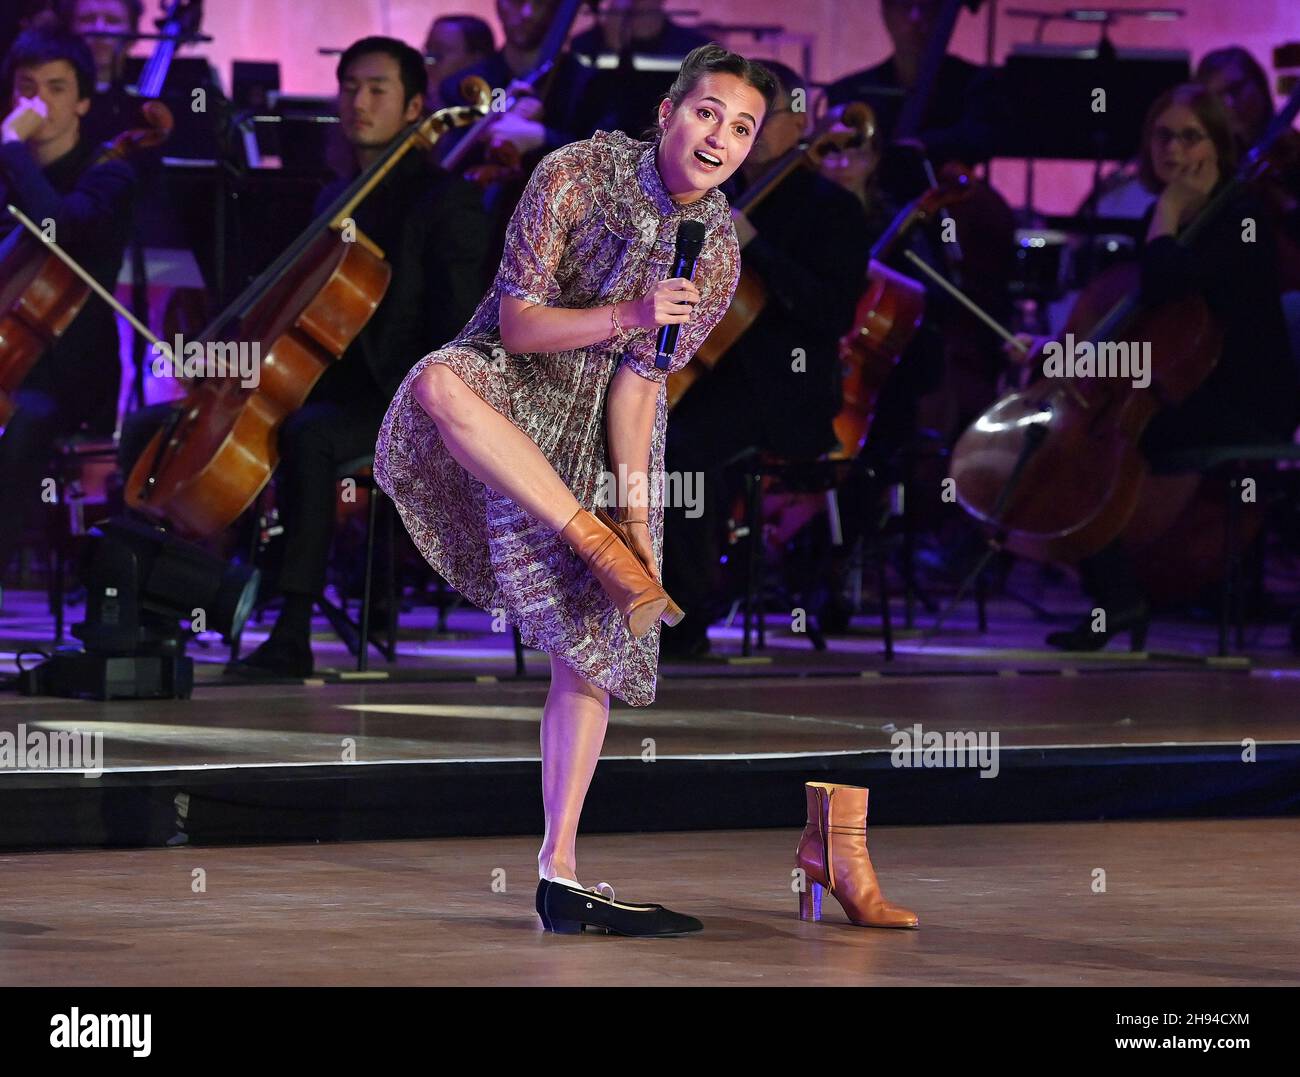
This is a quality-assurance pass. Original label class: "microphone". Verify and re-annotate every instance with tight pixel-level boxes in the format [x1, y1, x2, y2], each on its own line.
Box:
[654, 219, 707, 370]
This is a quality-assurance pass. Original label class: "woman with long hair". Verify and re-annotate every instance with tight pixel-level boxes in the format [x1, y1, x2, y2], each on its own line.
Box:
[374, 45, 776, 936]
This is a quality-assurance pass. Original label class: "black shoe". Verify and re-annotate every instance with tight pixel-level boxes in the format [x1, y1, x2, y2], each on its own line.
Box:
[1046, 601, 1150, 653]
[224, 633, 314, 679]
[534, 878, 703, 936]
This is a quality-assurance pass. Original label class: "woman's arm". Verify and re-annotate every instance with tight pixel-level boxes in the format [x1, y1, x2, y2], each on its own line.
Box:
[604, 360, 660, 578]
[499, 280, 699, 355]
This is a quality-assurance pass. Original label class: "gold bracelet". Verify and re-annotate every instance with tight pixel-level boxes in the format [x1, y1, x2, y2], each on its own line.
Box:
[609, 301, 627, 341]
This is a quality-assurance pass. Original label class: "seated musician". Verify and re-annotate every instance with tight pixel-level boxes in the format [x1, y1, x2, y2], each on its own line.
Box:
[1197, 46, 1300, 360]
[659, 61, 871, 658]
[568, 0, 710, 138]
[0, 27, 139, 591]
[423, 13, 494, 111]
[227, 36, 489, 677]
[58, 0, 187, 151]
[435, 0, 592, 158]
[825, 0, 1003, 199]
[1013, 84, 1300, 651]
[119, 36, 488, 677]
[59, 0, 138, 92]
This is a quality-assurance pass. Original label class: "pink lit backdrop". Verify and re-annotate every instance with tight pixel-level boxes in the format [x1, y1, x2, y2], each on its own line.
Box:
[137, 0, 1300, 212]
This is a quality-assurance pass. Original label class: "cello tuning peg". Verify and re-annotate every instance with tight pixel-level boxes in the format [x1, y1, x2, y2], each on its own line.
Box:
[459, 76, 492, 110]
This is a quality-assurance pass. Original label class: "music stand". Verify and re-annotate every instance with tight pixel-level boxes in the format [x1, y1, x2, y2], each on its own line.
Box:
[998, 45, 1187, 278]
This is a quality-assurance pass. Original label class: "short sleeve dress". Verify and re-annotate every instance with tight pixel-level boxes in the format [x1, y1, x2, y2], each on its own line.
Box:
[373, 129, 741, 706]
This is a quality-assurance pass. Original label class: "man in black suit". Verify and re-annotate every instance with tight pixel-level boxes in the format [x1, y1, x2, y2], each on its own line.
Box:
[67, 35, 468, 677]
[0, 27, 139, 587]
[826, 0, 1003, 199]
[568, 0, 711, 138]
[219, 36, 489, 677]
[659, 61, 872, 658]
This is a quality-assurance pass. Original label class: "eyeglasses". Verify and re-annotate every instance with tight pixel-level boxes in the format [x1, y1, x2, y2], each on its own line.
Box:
[1152, 126, 1208, 149]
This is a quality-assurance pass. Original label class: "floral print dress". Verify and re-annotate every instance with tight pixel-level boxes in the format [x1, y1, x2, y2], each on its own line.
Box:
[373, 129, 741, 705]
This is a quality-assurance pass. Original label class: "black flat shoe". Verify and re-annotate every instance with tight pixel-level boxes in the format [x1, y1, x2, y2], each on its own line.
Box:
[224, 634, 314, 679]
[534, 878, 703, 937]
[1045, 601, 1150, 653]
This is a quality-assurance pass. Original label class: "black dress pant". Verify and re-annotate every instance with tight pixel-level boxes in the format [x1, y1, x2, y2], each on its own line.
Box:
[0, 388, 107, 575]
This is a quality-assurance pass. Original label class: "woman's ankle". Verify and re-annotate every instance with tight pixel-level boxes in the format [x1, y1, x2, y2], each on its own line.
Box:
[538, 852, 577, 882]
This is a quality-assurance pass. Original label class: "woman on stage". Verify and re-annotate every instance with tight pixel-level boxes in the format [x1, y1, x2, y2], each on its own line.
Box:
[374, 45, 776, 936]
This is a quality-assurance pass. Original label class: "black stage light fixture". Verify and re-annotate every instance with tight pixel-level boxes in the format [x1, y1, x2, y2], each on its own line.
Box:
[19, 515, 259, 700]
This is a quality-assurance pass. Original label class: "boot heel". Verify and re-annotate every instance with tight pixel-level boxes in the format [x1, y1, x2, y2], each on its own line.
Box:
[798, 879, 824, 922]
[662, 596, 685, 626]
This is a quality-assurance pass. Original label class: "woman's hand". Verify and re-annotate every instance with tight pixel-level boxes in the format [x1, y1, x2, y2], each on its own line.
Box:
[623, 277, 700, 330]
[621, 517, 660, 582]
[1154, 157, 1219, 232]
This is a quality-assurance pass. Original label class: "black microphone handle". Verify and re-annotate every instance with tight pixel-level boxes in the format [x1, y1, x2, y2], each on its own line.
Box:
[654, 251, 700, 370]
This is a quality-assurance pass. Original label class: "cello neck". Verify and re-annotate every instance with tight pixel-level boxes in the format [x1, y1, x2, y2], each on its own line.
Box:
[894, 0, 966, 141]
[205, 107, 475, 338]
[733, 145, 808, 214]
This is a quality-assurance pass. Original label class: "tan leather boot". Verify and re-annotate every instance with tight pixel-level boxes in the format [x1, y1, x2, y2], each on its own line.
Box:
[795, 781, 919, 929]
[594, 507, 684, 625]
[561, 507, 669, 637]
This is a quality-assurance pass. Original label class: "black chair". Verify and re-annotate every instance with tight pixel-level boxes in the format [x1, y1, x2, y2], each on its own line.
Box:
[46, 434, 120, 643]
[1151, 442, 1300, 656]
[325, 453, 398, 672]
[230, 453, 398, 673]
[734, 449, 896, 660]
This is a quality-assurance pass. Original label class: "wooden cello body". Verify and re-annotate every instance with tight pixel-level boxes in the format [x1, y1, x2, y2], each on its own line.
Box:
[950, 261, 1223, 564]
[127, 233, 391, 536]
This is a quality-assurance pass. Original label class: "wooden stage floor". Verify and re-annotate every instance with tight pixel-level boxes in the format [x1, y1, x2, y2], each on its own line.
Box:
[2, 668, 1298, 770]
[3, 819, 1296, 986]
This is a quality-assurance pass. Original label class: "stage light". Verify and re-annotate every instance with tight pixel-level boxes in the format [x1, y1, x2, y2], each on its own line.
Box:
[19, 515, 259, 700]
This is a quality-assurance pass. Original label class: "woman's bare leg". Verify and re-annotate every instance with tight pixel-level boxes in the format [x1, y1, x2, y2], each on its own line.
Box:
[412, 362, 581, 531]
[537, 654, 610, 882]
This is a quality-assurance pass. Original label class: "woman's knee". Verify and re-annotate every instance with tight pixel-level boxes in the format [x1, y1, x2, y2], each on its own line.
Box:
[549, 655, 609, 706]
[413, 362, 470, 423]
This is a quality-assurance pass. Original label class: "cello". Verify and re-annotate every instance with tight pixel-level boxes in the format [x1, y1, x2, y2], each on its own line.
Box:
[831, 165, 984, 457]
[124, 98, 486, 539]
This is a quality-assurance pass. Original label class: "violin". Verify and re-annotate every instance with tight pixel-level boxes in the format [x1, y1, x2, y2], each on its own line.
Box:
[666, 102, 877, 410]
[0, 100, 174, 425]
[124, 101, 485, 539]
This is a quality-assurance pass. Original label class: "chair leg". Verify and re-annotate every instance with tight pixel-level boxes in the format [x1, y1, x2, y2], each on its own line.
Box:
[743, 467, 764, 657]
[877, 547, 894, 662]
[384, 492, 397, 663]
[358, 482, 379, 673]
[1220, 474, 1239, 658]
